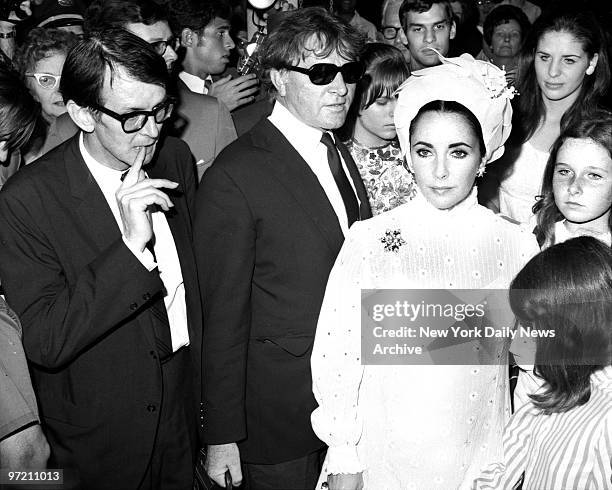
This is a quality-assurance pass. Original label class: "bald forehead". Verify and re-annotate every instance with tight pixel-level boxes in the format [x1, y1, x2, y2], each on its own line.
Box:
[383, 0, 403, 27]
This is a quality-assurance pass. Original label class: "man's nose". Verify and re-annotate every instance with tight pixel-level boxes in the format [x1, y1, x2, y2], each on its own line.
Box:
[328, 71, 348, 96]
[424, 27, 436, 44]
[141, 115, 161, 139]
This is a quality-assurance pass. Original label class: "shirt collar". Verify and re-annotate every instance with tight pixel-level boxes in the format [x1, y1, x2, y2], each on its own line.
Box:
[79, 132, 124, 188]
[268, 100, 330, 153]
[179, 70, 212, 94]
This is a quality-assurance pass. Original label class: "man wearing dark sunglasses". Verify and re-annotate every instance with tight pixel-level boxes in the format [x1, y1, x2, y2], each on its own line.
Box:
[194, 7, 372, 490]
[0, 29, 202, 489]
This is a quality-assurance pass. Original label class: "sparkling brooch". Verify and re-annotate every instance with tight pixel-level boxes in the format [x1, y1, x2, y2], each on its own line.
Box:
[380, 229, 406, 253]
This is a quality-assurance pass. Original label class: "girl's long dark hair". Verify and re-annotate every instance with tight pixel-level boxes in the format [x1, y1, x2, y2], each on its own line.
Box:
[512, 8, 610, 145]
[339, 42, 409, 141]
[509, 237, 612, 414]
[533, 110, 612, 248]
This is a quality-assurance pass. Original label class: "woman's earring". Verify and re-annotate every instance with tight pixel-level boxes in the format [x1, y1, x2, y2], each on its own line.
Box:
[586, 65, 595, 75]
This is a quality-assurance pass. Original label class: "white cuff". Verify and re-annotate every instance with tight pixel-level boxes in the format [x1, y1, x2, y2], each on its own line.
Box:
[122, 236, 157, 272]
[324, 445, 364, 476]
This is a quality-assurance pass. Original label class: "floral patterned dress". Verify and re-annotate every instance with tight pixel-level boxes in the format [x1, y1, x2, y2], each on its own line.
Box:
[345, 138, 417, 216]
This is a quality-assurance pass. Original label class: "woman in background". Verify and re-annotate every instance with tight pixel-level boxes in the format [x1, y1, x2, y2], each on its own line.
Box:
[340, 43, 415, 215]
[15, 27, 78, 163]
[478, 5, 530, 86]
[481, 8, 610, 223]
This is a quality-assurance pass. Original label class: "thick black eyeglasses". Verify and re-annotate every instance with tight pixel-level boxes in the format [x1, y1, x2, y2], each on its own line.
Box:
[382, 26, 401, 40]
[285, 61, 365, 85]
[91, 98, 176, 133]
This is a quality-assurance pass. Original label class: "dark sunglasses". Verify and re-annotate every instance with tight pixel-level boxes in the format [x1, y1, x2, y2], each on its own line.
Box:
[91, 98, 176, 134]
[285, 61, 364, 85]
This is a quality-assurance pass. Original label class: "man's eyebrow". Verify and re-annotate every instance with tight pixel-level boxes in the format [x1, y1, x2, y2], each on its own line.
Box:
[408, 19, 448, 27]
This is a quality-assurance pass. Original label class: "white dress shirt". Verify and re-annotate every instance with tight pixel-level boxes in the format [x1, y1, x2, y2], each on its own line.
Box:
[79, 133, 189, 351]
[268, 101, 361, 236]
[179, 70, 213, 95]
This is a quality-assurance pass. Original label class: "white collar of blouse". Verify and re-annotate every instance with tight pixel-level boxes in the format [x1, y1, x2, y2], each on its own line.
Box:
[409, 185, 479, 223]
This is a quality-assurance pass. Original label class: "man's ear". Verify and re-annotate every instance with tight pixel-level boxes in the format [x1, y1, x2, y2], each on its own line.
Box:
[181, 27, 196, 48]
[450, 19, 457, 40]
[66, 100, 96, 133]
[270, 68, 288, 97]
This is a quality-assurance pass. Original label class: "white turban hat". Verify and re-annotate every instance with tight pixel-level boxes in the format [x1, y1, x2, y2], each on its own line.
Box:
[394, 52, 515, 170]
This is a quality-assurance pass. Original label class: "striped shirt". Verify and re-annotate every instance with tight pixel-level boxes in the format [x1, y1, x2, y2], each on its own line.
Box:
[469, 366, 612, 490]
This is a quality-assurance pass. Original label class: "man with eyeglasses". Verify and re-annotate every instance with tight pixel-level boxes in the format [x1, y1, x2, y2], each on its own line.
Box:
[85, 0, 178, 71]
[399, 0, 456, 71]
[85, 0, 237, 180]
[194, 7, 371, 490]
[0, 29, 202, 489]
[379, 0, 411, 61]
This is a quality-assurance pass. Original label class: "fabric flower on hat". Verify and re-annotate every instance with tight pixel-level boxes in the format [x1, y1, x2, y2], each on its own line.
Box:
[394, 51, 514, 169]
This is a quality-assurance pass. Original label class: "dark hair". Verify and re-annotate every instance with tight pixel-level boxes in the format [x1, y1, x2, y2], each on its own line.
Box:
[340, 43, 409, 140]
[0, 64, 41, 152]
[60, 28, 169, 109]
[509, 236, 612, 414]
[483, 5, 530, 46]
[533, 110, 612, 247]
[84, 0, 169, 34]
[258, 7, 365, 96]
[513, 8, 610, 144]
[15, 28, 79, 76]
[399, 0, 453, 28]
[167, 0, 232, 34]
[409, 100, 486, 158]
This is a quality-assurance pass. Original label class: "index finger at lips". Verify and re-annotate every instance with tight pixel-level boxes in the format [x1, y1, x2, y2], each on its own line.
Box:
[122, 147, 146, 187]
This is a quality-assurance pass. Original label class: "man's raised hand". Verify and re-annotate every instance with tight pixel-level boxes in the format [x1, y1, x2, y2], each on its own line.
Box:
[209, 74, 259, 111]
[116, 147, 178, 252]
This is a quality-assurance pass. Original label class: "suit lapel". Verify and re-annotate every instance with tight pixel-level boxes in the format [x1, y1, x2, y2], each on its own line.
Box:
[64, 135, 158, 351]
[250, 120, 345, 253]
[65, 136, 123, 253]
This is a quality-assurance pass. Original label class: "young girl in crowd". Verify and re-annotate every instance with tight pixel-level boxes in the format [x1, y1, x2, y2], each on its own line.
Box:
[482, 8, 610, 223]
[312, 54, 538, 490]
[469, 236, 612, 489]
[340, 42, 415, 215]
[511, 110, 612, 411]
[533, 110, 612, 247]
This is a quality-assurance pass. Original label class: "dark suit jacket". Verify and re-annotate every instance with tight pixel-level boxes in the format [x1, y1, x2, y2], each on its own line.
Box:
[194, 118, 371, 464]
[172, 79, 237, 181]
[0, 135, 202, 489]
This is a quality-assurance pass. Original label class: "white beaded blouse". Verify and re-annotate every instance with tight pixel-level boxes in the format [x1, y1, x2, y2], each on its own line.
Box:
[311, 188, 540, 489]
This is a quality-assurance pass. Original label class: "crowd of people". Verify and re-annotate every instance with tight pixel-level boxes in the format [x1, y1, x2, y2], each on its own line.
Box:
[0, 0, 610, 489]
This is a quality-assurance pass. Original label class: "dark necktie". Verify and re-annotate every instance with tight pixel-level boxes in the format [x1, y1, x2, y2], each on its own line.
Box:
[320, 132, 360, 227]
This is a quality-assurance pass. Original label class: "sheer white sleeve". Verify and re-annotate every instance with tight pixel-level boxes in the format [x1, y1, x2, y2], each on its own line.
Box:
[311, 222, 369, 475]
